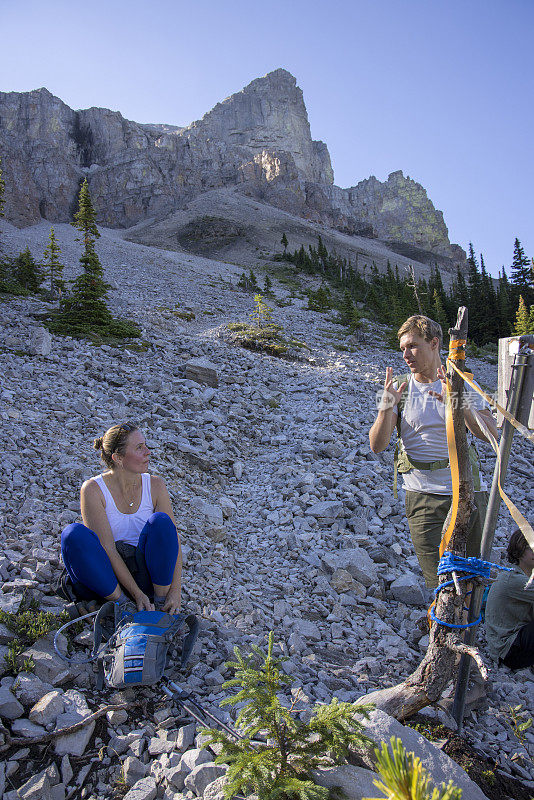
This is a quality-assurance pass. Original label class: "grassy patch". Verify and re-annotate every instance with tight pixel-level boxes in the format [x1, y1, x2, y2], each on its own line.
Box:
[0, 606, 72, 675]
[226, 322, 309, 359]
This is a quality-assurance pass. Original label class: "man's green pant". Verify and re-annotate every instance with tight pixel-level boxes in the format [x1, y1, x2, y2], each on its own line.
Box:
[405, 491, 488, 589]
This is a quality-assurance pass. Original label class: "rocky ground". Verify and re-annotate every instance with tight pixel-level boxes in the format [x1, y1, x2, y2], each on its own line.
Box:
[0, 219, 533, 800]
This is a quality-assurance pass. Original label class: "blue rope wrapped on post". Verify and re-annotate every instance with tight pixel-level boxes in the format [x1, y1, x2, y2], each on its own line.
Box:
[430, 551, 514, 630]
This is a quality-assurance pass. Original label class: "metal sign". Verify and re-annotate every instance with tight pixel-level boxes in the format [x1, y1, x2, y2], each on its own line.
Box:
[497, 335, 534, 429]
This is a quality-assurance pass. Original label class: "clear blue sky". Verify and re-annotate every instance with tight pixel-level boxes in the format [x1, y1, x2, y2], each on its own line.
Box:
[2, 0, 532, 276]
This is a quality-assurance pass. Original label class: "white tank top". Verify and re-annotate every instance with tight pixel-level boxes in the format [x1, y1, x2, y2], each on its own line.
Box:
[94, 473, 154, 546]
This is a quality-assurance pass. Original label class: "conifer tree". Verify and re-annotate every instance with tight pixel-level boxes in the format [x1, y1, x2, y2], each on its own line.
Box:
[280, 232, 288, 253]
[14, 247, 43, 292]
[497, 268, 512, 334]
[510, 238, 533, 306]
[432, 289, 449, 343]
[263, 274, 273, 296]
[514, 295, 531, 335]
[60, 180, 112, 326]
[205, 632, 373, 800]
[71, 178, 100, 251]
[42, 226, 66, 298]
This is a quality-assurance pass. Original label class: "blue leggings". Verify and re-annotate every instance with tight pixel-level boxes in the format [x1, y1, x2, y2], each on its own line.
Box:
[61, 512, 179, 600]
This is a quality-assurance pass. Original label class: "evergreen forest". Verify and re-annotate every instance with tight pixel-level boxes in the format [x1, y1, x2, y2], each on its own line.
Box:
[274, 236, 534, 346]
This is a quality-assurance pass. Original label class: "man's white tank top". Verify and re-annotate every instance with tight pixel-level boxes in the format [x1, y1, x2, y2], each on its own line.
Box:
[94, 473, 154, 546]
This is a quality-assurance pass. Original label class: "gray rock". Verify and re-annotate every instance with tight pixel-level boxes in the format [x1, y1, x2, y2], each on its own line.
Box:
[12, 673, 54, 706]
[312, 765, 379, 800]
[202, 775, 229, 800]
[29, 690, 65, 726]
[60, 755, 73, 786]
[185, 359, 219, 388]
[292, 618, 321, 641]
[321, 548, 378, 588]
[176, 722, 197, 752]
[305, 500, 343, 518]
[123, 776, 157, 800]
[167, 747, 213, 791]
[389, 574, 425, 606]
[54, 690, 95, 757]
[17, 771, 53, 800]
[184, 763, 227, 796]
[123, 756, 148, 787]
[21, 637, 71, 684]
[361, 709, 490, 800]
[29, 326, 52, 357]
[11, 717, 47, 737]
[0, 685, 25, 719]
[191, 497, 224, 526]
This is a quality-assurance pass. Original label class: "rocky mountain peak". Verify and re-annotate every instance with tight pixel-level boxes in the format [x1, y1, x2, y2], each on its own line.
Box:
[0, 72, 463, 263]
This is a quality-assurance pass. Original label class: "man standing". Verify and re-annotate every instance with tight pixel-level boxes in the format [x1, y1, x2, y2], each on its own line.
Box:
[369, 315, 497, 589]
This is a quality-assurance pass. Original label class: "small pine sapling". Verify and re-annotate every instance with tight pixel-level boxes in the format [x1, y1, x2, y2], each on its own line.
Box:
[42, 226, 66, 299]
[250, 293, 274, 329]
[363, 737, 462, 800]
[204, 631, 374, 800]
[281, 232, 288, 252]
[14, 247, 43, 292]
[264, 274, 274, 296]
[249, 268, 259, 291]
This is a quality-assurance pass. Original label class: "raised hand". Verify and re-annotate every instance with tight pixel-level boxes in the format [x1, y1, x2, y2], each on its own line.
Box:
[428, 364, 447, 403]
[379, 367, 407, 410]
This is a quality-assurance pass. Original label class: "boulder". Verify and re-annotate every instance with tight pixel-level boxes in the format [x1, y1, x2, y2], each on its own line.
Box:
[21, 637, 71, 684]
[29, 327, 52, 357]
[29, 690, 65, 726]
[360, 709, 490, 800]
[0, 685, 24, 719]
[312, 765, 379, 800]
[321, 548, 378, 588]
[54, 690, 95, 757]
[305, 500, 343, 519]
[123, 777, 157, 800]
[185, 359, 219, 388]
[12, 673, 54, 706]
[389, 574, 425, 606]
[184, 763, 227, 796]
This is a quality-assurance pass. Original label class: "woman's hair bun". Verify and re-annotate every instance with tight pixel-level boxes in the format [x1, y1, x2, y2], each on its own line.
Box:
[93, 436, 104, 451]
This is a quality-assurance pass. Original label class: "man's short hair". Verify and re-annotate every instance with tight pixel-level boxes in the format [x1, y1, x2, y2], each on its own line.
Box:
[507, 529, 530, 564]
[397, 315, 443, 349]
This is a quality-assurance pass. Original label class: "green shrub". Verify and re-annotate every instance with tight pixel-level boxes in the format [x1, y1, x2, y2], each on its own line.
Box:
[307, 285, 332, 312]
[205, 631, 374, 800]
[0, 607, 71, 676]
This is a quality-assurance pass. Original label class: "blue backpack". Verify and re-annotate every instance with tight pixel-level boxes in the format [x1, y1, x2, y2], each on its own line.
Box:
[92, 602, 199, 689]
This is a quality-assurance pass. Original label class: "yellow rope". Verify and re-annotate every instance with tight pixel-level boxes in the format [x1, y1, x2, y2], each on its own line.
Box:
[439, 374, 460, 558]
[447, 359, 534, 444]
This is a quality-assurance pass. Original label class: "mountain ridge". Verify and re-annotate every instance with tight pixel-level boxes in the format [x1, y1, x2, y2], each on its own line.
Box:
[0, 69, 465, 266]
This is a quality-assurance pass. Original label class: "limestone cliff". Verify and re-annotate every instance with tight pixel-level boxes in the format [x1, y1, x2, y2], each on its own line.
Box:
[0, 70, 464, 262]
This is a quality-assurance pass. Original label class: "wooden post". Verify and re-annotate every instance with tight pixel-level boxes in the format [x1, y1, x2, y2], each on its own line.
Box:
[358, 307, 484, 720]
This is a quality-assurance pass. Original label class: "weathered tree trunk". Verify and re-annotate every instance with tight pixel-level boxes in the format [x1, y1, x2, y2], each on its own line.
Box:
[358, 307, 479, 720]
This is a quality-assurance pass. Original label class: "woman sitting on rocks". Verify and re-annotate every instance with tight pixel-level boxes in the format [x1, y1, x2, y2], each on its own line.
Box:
[61, 423, 181, 614]
[485, 529, 534, 670]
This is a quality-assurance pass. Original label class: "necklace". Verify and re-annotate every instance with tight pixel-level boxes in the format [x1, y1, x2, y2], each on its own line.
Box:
[121, 480, 140, 509]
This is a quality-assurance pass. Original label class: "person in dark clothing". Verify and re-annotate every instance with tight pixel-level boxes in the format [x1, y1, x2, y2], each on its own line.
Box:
[485, 529, 534, 670]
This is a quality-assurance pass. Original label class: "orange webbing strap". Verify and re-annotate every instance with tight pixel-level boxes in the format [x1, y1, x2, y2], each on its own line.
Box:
[448, 338, 467, 360]
[447, 359, 534, 445]
[439, 374, 460, 558]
